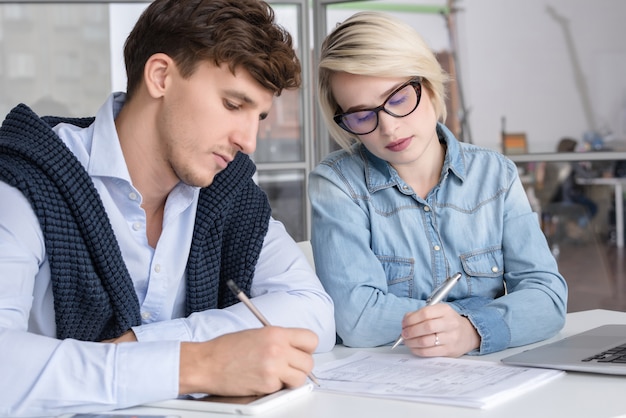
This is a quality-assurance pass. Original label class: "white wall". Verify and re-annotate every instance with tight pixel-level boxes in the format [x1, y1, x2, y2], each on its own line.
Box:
[458, 0, 626, 152]
[109, 1, 626, 154]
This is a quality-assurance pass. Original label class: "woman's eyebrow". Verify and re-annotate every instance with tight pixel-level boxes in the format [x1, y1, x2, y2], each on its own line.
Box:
[343, 81, 406, 113]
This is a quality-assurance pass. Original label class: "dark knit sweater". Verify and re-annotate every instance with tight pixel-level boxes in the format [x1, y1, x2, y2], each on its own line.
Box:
[0, 104, 271, 341]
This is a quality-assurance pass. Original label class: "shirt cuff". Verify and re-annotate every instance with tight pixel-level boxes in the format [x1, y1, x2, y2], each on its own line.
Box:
[451, 297, 511, 355]
[132, 318, 192, 342]
[116, 340, 180, 407]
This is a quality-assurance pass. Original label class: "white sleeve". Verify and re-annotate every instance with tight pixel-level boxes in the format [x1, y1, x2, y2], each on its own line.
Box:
[133, 218, 336, 352]
[0, 183, 180, 416]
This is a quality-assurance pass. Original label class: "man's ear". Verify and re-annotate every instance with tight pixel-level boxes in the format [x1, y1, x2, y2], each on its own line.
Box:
[143, 53, 174, 99]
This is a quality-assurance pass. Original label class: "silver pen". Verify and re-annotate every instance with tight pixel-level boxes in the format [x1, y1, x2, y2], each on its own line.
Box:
[391, 272, 462, 350]
[226, 279, 320, 386]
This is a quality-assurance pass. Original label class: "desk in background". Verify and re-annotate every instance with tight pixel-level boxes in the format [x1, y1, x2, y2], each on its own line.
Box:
[118, 309, 626, 418]
[509, 152, 626, 247]
[577, 177, 626, 248]
[507, 151, 626, 164]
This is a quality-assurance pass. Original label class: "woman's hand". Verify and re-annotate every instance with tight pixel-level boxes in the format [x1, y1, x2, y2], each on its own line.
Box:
[399, 303, 480, 357]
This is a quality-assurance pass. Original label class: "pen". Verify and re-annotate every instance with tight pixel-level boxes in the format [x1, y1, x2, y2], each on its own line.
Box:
[391, 272, 462, 350]
[226, 279, 320, 386]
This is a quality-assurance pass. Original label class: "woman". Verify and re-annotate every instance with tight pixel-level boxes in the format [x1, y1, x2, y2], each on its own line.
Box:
[309, 11, 567, 357]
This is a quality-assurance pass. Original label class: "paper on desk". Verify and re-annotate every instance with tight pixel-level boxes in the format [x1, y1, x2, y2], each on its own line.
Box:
[313, 351, 564, 409]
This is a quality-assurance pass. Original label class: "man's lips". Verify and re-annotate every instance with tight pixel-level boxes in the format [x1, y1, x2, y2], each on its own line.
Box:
[213, 152, 233, 169]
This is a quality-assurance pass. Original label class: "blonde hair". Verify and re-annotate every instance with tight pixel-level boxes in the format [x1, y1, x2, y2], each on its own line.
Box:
[318, 11, 449, 151]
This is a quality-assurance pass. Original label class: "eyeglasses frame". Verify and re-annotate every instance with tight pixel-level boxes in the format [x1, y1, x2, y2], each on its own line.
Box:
[333, 77, 423, 136]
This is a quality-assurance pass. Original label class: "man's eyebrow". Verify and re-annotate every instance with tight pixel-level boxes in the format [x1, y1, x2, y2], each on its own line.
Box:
[224, 89, 255, 105]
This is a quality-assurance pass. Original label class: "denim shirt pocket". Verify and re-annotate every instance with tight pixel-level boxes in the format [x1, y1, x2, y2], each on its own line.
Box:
[459, 246, 504, 279]
[377, 255, 415, 298]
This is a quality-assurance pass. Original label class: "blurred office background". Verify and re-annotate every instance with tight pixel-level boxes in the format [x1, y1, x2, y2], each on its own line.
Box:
[0, 0, 624, 312]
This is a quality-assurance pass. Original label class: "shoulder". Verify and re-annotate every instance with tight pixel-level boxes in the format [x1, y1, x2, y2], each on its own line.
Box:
[316, 144, 364, 169]
[439, 124, 518, 186]
[310, 145, 374, 192]
[457, 142, 519, 183]
[0, 181, 45, 260]
[314, 144, 385, 178]
[460, 142, 514, 165]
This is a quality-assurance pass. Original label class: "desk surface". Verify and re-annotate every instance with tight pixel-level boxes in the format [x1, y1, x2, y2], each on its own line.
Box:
[119, 309, 626, 418]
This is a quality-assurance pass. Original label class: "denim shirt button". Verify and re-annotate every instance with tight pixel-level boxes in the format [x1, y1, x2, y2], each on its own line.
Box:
[424, 206, 431, 212]
[491, 266, 499, 272]
[434, 245, 441, 251]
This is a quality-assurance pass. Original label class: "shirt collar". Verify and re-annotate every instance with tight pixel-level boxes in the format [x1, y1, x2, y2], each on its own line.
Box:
[88, 93, 199, 201]
[362, 122, 466, 193]
[438, 122, 466, 182]
[88, 92, 132, 182]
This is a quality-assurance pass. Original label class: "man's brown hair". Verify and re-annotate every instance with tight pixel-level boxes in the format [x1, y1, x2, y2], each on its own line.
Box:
[123, 0, 301, 98]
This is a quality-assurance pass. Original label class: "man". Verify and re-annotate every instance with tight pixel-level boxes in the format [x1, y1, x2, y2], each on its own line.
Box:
[0, 0, 335, 416]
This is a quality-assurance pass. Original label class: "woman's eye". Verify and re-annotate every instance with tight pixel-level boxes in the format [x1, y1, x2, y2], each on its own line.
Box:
[356, 112, 376, 123]
[388, 93, 408, 107]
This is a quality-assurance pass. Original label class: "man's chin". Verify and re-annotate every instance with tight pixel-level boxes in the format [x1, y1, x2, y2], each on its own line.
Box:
[181, 173, 216, 189]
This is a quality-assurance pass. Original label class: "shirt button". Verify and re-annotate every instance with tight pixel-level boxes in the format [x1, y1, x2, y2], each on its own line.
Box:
[154, 264, 161, 273]
[141, 311, 150, 320]
[132, 222, 142, 231]
[128, 191, 138, 201]
[424, 206, 431, 212]
[402, 185, 410, 190]
[434, 245, 441, 251]
[492, 266, 499, 273]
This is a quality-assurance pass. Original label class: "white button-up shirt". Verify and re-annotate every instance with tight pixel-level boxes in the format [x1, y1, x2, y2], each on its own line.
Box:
[0, 93, 335, 417]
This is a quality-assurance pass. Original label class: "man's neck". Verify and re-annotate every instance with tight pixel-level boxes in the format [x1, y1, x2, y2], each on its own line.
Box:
[115, 97, 174, 248]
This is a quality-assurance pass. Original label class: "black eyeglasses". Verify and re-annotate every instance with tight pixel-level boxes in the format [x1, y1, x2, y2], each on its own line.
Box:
[333, 78, 422, 136]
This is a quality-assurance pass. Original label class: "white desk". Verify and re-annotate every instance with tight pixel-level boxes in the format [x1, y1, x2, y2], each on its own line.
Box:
[577, 177, 626, 248]
[115, 309, 626, 418]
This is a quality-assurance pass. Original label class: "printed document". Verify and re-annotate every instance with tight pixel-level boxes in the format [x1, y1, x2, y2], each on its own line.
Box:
[313, 351, 563, 409]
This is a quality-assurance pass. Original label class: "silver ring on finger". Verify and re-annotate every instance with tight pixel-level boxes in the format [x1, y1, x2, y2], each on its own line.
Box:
[434, 333, 440, 346]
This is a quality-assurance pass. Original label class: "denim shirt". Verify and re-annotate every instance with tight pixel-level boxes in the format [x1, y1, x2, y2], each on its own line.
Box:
[309, 123, 567, 354]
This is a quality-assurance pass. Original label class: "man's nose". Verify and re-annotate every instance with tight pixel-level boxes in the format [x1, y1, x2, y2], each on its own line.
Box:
[232, 119, 259, 154]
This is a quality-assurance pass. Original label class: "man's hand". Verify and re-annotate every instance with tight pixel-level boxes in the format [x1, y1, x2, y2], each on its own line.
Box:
[179, 326, 318, 396]
[399, 304, 480, 357]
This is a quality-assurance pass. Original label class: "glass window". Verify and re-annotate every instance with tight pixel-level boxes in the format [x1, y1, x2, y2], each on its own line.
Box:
[0, 3, 111, 117]
[258, 169, 307, 242]
[0, 0, 313, 242]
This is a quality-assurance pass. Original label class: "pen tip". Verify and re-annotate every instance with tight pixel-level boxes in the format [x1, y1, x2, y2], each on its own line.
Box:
[309, 372, 320, 386]
[391, 337, 403, 350]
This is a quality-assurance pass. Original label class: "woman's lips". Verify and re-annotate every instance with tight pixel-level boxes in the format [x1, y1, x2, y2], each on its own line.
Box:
[386, 137, 411, 152]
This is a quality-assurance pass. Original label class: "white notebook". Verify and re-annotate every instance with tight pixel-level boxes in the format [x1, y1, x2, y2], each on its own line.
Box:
[146, 383, 313, 415]
[313, 351, 563, 409]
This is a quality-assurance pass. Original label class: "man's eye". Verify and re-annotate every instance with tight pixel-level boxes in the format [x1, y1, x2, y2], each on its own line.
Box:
[224, 100, 240, 110]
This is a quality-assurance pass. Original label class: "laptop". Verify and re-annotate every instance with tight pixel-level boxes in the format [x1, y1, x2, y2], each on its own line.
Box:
[501, 324, 626, 375]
